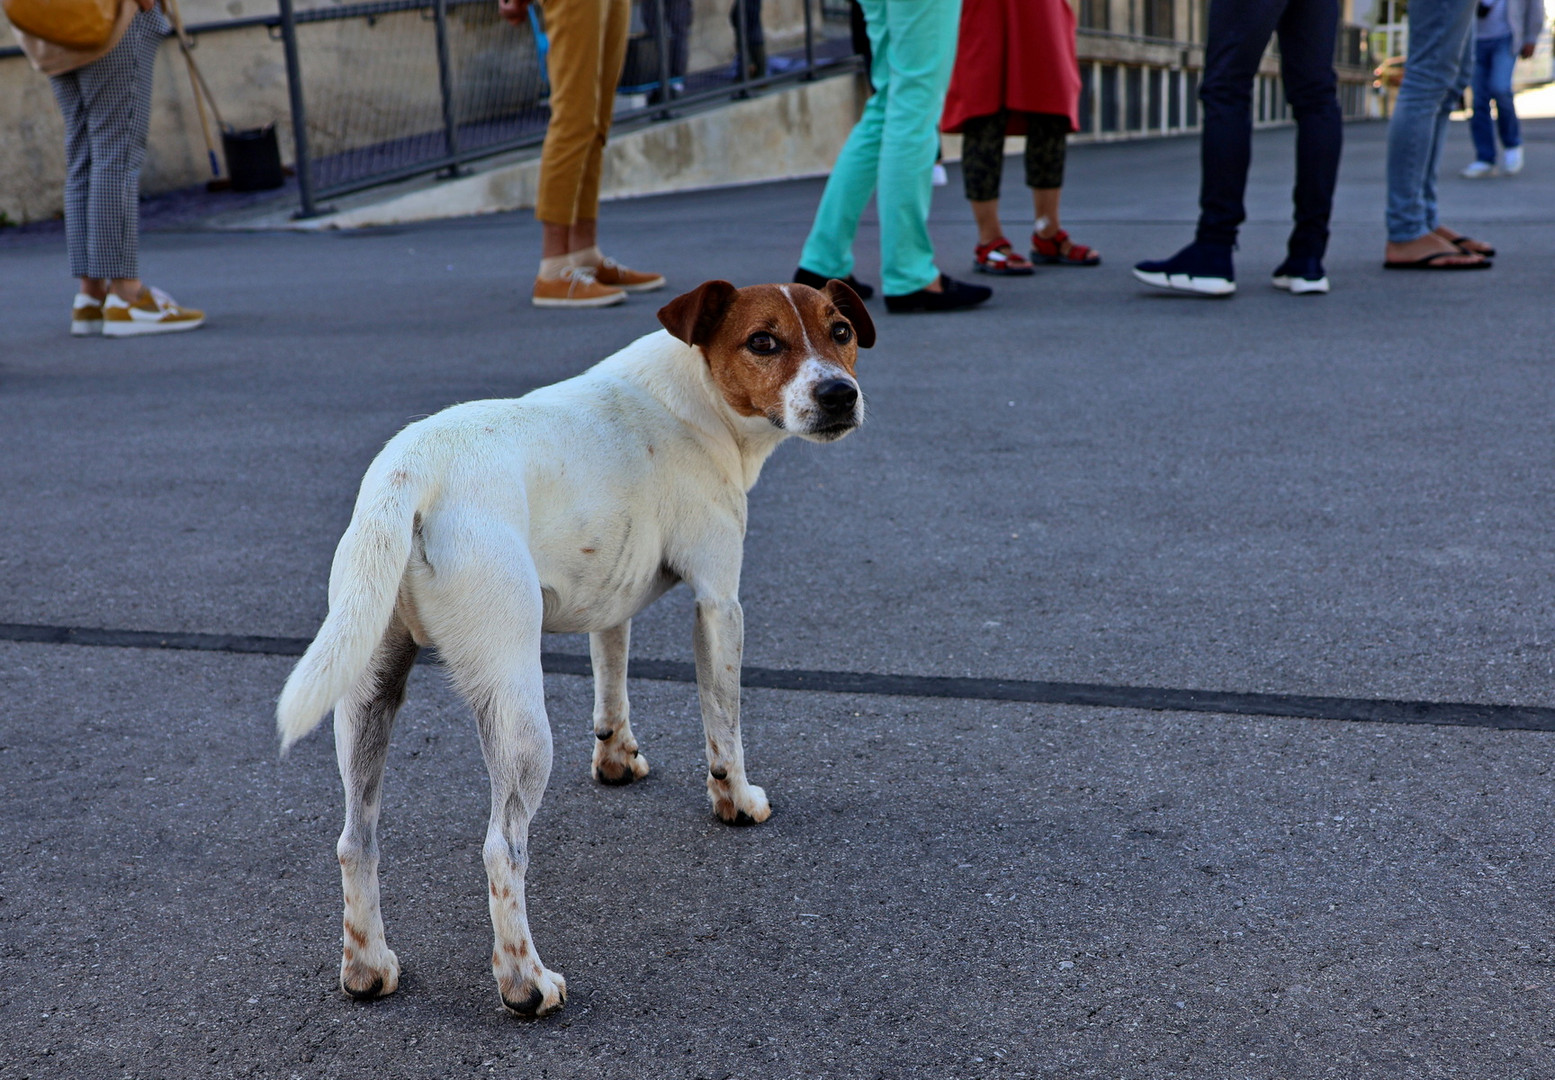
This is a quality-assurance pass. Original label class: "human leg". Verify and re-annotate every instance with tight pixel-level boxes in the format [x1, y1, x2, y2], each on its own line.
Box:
[1468, 35, 1503, 164]
[1023, 114, 1098, 265]
[532, 0, 636, 305]
[50, 69, 110, 334]
[74, 9, 163, 292]
[730, 0, 765, 78]
[1419, 30, 1475, 231]
[1023, 114, 1067, 209]
[1385, 0, 1477, 245]
[1485, 34, 1521, 152]
[1415, 29, 1500, 258]
[797, 0, 891, 281]
[1275, 0, 1342, 260]
[1195, 0, 1288, 248]
[643, 0, 692, 80]
[1135, 0, 1283, 295]
[961, 110, 1028, 271]
[1270, 3, 1340, 300]
[875, 0, 961, 296]
[565, 0, 661, 289]
[536, 0, 607, 228]
[71, 10, 204, 332]
[961, 111, 1007, 225]
[574, 0, 630, 227]
[49, 71, 92, 284]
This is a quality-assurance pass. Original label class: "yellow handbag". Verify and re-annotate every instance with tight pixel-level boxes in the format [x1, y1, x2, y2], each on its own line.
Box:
[3, 0, 120, 49]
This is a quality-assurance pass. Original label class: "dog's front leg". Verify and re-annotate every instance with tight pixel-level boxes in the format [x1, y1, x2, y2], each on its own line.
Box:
[590, 621, 650, 785]
[693, 596, 770, 824]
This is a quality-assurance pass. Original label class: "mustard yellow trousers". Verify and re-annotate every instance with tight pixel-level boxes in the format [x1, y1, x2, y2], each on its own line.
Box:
[535, 0, 631, 225]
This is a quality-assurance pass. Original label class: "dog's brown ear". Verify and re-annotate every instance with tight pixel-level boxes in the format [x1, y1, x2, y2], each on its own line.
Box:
[823, 278, 875, 349]
[658, 280, 739, 347]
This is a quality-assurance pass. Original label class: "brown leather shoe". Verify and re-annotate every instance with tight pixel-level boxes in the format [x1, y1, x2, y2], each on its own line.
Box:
[590, 257, 665, 293]
[532, 267, 626, 309]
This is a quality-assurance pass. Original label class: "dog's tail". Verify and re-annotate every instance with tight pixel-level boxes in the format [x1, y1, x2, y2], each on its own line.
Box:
[276, 459, 424, 752]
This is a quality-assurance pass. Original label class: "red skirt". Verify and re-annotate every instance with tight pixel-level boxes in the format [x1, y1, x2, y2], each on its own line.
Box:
[941, 0, 1082, 135]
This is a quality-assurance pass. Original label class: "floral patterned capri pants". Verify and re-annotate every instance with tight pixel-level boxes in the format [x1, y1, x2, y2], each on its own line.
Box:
[960, 110, 1069, 201]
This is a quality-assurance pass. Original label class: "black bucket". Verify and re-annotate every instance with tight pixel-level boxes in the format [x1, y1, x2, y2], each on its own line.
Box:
[221, 124, 285, 192]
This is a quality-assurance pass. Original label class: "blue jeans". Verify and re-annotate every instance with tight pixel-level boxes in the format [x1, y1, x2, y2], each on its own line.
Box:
[1196, 0, 1342, 258]
[1470, 33, 1521, 163]
[1384, 0, 1475, 242]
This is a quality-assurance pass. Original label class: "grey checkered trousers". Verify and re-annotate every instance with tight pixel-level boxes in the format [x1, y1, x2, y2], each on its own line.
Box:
[50, 6, 171, 281]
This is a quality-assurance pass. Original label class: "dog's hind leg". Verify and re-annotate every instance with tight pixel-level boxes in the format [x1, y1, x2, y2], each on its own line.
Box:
[334, 617, 419, 1000]
[466, 643, 566, 1016]
[421, 530, 566, 1018]
[692, 596, 771, 825]
[589, 621, 649, 785]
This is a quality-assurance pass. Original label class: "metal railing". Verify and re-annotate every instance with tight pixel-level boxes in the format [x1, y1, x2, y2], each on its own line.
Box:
[273, 0, 861, 217]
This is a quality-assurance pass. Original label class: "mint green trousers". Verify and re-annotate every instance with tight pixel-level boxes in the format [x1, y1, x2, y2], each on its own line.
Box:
[798, 0, 962, 297]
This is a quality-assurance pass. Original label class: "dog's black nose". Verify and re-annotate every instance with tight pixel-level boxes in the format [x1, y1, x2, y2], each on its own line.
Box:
[815, 379, 858, 416]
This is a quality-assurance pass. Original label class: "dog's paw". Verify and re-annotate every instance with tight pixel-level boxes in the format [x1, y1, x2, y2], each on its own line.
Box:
[340, 945, 400, 1000]
[708, 775, 771, 825]
[592, 739, 650, 786]
[499, 966, 567, 1018]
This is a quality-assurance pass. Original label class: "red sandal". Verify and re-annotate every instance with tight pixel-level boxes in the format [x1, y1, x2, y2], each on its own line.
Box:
[973, 237, 1035, 276]
[1031, 229, 1101, 266]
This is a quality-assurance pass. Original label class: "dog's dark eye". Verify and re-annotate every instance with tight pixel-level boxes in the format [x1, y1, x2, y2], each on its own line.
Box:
[747, 332, 779, 355]
[830, 322, 852, 345]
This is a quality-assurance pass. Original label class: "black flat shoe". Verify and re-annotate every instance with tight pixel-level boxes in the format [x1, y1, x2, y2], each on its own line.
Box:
[883, 274, 992, 313]
[794, 266, 875, 300]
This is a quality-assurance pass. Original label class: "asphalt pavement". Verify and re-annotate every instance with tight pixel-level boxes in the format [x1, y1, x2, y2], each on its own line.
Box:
[3, 116, 1555, 1079]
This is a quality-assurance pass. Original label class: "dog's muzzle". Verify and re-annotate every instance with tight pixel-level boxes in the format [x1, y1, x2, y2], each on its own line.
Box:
[805, 378, 861, 438]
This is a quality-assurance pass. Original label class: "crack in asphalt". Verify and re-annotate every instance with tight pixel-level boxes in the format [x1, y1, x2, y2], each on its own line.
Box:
[3, 620, 1553, 733]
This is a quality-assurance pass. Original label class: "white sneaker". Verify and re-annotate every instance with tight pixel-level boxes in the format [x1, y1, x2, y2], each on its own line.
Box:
[103, 286, 205, 336]
[71, 293, 104, 336]
[931, 163, 948, 187]
[1461, 160, 1496, 179]
[1503, 146, 1524, 175]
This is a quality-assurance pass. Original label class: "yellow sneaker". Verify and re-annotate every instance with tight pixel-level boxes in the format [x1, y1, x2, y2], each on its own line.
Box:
[590, 256, 665, 293]
[531, 266, 626, 308]
[71, 294, 104, 337]
[103, 286, 205, 336]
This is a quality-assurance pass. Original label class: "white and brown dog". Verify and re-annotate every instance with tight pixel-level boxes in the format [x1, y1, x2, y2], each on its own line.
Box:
[277, 279, 872, 1017]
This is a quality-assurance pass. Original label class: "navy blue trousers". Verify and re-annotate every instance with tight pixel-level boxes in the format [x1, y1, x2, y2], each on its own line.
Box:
[1195, 0, 1343, 258]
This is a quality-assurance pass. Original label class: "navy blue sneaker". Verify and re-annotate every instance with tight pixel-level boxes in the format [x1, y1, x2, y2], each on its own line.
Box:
[1271, 255, 1329, 295]
[1132, 241, 1235, 296]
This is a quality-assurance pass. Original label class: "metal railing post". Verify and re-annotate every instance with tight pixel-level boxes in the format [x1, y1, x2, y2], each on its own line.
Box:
[801, 0, 813, 78]
[734, 0, 751, 96]
[433, 0, 462, 174]
[277, 0, 319, 217]
[653, 0, 672, 118]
